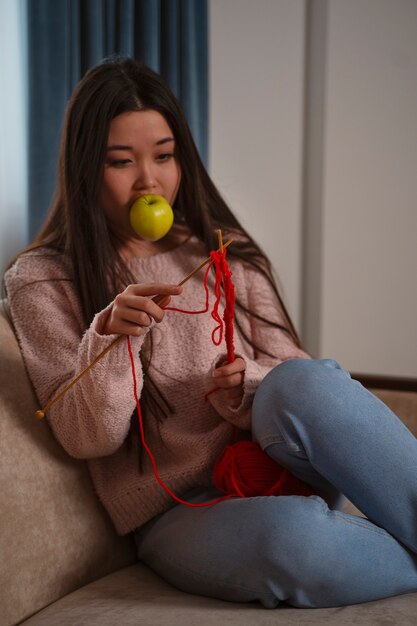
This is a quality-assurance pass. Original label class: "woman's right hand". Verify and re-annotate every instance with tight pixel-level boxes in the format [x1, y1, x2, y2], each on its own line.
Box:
[102, 283, 182, 336]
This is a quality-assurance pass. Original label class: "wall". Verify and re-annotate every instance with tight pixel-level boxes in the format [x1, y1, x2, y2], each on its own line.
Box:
[321, 0, 417, 377]
[209, 0, 306, 330]
[209, 0, 417, 377]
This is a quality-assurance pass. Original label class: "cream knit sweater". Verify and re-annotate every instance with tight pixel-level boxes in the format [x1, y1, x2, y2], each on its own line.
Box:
[5, 237, 309, 534]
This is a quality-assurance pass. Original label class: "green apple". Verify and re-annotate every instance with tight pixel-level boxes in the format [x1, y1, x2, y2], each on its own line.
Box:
[129, 194, 174, 241]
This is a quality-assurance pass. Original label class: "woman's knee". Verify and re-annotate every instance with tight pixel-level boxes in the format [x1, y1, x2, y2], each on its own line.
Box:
[253, 359, 344, 418]
[252, 359, 346, 449]
[255, 358, 343, 405]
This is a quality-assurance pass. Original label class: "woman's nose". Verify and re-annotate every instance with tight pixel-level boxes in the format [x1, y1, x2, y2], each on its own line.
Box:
[133, 161, 156, 192]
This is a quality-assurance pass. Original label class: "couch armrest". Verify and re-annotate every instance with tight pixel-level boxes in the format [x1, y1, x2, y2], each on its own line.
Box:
[0, 301, 136, 626]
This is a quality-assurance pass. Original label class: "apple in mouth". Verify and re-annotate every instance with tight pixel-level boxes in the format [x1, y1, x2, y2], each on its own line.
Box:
[129, 194, 174, 241]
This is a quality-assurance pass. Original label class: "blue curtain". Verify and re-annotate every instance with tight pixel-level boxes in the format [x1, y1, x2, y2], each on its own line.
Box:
[26, 0, 208, 237]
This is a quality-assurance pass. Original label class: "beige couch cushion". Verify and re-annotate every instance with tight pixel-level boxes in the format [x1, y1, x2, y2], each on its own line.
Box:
[21, 562, 417, 626]
[0, 303, 136, 626]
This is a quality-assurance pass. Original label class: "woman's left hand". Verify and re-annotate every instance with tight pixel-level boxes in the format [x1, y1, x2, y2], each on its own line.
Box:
[212, 356, 246, 408]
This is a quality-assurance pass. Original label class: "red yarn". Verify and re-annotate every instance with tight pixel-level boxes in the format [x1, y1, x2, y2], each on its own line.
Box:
[213, 441, 315, 498]
[163, 248, 235, 364]
[163, 261, 212, 316]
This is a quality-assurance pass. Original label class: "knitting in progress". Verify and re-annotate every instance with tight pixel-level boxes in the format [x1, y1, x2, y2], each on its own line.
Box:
[127, 238, 314, 506]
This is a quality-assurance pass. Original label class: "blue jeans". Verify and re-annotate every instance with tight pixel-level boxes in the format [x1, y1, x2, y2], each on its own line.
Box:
[135, 359, 417, 608]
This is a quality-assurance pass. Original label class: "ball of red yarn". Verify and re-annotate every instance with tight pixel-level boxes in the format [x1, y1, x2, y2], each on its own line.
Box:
[213, 441, 315, 498]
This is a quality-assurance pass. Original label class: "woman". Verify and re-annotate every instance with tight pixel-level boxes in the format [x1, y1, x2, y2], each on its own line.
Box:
[4, 57, 417, 608]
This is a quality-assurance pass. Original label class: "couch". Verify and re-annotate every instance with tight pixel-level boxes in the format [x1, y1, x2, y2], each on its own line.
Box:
[1, 299, 417, 626]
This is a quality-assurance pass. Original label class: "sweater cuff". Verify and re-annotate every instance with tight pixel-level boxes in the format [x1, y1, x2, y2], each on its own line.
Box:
[88, 304, 151, 364]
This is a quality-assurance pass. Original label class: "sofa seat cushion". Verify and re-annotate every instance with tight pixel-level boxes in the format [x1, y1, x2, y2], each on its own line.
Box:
[22, 562, 417, 625]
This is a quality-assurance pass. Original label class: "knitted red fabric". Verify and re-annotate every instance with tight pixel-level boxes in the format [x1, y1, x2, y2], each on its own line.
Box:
[209, 249, 236, 363]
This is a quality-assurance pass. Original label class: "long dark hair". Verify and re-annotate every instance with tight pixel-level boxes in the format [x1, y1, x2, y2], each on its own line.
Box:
[6, 57, 301, 424]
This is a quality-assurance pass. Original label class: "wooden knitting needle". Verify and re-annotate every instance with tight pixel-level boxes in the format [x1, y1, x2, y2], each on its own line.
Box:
[152, 237, 230, 305]
[217, 229, 224, 253]
[35, 239, 232, 420]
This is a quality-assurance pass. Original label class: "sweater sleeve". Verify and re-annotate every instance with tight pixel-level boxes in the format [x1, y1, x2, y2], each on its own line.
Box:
[207, 261, 310, 429]
[4, 254, 147, 459]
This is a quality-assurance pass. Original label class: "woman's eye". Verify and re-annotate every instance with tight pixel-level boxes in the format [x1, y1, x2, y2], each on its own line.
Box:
[156, 153, 174, 162]
[108, 159, 132, 167]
